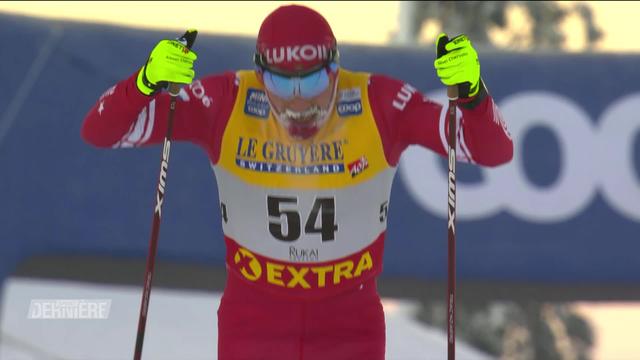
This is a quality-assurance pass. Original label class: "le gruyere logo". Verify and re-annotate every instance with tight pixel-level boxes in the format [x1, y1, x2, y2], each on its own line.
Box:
[233, 247, 373, 289]
[235, 136, 347, 175]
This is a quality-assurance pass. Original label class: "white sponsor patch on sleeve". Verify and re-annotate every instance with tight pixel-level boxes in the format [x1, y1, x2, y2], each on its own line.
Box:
[392, 83, 417, 111]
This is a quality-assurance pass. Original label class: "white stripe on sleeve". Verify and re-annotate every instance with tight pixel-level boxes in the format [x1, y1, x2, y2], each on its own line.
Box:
[114, 104, 152, 148]
[438, 103, 449, 153]
[458, 122, 475, 164]
[139, 99, 156, 145]
[438, 104, 472, 162]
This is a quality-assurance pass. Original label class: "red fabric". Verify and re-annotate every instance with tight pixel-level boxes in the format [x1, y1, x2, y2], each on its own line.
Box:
[81, 70, 237, 164]
[256, 5, 336, 72]
[81, 69, 512, 359]
[224, 233, 385, 300]
[218, 274, 385, 360]
[367, 74, 513, 167]
[81, 70, 512, 168]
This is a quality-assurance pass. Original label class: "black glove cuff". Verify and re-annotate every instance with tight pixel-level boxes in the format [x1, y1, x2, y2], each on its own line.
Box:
[458, 79, 488, 110]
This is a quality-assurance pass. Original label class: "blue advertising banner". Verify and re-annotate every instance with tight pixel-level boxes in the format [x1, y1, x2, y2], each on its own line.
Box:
[1, 14, 638, 288]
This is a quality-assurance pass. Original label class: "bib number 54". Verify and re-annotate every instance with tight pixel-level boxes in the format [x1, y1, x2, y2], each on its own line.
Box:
[267, 196, 338, 242]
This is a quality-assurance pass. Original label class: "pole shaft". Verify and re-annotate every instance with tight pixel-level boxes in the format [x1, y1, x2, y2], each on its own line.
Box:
[446, 85, 458, 360]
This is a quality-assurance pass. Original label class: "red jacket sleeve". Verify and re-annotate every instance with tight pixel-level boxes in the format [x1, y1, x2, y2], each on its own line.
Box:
[367, 74, 513, 167]
[81, 69, 238, 163]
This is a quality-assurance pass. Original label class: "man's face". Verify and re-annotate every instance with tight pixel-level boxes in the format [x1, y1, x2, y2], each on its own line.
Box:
[268, 71, 336, 117]
[262, 67, 338, 140]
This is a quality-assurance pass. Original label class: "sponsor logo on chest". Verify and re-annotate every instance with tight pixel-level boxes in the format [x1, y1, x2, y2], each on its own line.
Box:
[244, 88, 270, 118]
[348, 155, 369, 178]
[235, 136, 348, 175]
[337, 87, 363, 117]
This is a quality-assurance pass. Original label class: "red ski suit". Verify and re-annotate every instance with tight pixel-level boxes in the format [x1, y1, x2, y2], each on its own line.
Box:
[82, 68, 512, 360]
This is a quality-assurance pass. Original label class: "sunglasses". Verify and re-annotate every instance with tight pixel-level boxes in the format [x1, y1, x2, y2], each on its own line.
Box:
[260, 62, 338, 100]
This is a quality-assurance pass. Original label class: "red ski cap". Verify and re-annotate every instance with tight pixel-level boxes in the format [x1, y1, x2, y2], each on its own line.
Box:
[255, 5, 337, 74]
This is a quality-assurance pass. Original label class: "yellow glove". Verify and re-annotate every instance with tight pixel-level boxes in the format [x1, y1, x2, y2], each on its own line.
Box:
[434, 33, 480, 98]
[136, 36, 198, 96]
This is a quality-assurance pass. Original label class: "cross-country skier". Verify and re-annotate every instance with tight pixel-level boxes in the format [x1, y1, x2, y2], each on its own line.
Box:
[82, 4, 513, 359]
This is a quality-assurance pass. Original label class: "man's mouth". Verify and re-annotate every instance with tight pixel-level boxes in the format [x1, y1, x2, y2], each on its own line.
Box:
[284, 106, 323, 122]
[292, 116, 316, 125]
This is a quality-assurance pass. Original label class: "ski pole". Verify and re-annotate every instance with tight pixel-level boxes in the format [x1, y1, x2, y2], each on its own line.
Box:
[133, 29, 198, 360]
[446, 84, 458, 360]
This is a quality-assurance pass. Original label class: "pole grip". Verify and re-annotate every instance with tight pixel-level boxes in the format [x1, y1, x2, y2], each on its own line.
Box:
[168, 83, 181, 96]
[168, 29, 198, 97]
[447, 85, 459, 100]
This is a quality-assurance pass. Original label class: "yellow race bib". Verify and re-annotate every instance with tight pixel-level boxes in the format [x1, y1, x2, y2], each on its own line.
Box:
[213, 69, 396, 298]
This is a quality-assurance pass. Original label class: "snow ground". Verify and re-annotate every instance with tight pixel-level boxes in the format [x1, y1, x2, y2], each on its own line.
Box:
[1, 278, 493, 360]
